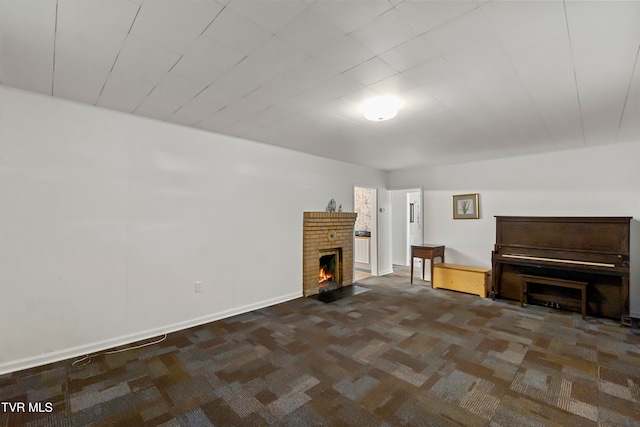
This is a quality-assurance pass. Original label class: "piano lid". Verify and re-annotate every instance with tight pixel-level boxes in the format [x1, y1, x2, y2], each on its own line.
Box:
[495, 216, 631, 256]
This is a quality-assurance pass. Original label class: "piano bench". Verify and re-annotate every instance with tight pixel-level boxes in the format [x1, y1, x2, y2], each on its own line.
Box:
[519, 274, 588, 320]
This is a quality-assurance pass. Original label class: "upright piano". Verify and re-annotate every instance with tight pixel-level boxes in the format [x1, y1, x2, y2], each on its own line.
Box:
[491, 216, 631, 321]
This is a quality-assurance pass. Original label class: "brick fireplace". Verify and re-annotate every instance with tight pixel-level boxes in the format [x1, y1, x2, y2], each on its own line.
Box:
[303, 212, 357, 297]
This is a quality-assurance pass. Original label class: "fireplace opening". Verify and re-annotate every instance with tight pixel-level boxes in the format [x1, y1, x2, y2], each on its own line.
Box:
[319, 249, 341, 293]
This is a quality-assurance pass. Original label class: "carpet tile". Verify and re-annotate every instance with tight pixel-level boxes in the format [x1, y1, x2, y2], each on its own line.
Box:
[1, 267, 640, 426]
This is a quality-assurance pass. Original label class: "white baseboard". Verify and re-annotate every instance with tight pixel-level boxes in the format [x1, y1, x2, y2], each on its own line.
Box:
[0, 291, 301, 376]
[378, 269, 394, 276]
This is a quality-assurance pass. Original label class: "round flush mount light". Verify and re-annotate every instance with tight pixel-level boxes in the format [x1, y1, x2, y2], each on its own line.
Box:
[360, 96, 404, 121]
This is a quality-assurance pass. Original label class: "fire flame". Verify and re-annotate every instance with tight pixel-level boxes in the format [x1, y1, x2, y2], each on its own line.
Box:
[319, 267, 334, 285]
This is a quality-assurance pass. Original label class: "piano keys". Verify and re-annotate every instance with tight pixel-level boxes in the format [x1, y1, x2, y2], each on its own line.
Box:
[491, 216, 631, 321]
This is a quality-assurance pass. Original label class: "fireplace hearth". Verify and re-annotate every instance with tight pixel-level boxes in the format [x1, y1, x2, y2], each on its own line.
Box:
[303, 212, 357, 296]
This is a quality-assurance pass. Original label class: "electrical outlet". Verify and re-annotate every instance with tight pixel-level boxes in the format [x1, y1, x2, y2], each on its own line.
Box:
[195, 281, 202, 293]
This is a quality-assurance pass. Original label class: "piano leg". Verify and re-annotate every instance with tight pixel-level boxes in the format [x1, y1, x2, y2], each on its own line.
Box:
[622, 276, 630, 324]
[490, 257, 501, 300]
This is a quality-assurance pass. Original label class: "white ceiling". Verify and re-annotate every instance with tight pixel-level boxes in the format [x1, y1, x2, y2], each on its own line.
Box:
[1, 0, 639, 171]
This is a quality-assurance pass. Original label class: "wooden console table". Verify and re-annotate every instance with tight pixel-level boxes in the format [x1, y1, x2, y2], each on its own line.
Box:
[410, 244, 445, 285]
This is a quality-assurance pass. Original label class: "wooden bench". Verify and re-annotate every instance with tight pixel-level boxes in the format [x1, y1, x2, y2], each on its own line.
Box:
[433, 263, 491, 298]
[519, 274, 587, 320]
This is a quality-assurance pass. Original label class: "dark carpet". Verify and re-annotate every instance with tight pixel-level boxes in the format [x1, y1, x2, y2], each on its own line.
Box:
[1, 267, 639, 426]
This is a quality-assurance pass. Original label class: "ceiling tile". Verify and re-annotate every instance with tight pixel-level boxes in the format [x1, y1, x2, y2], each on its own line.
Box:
[315, 36, 375, 73]
[1, 0, 639, 171]
[134, 86, 191, 120]
[0, 0, 55, 95]
[379, 35, 441, 73]
[290, 74, 364, 110]
[140, 0, 224, 33]
[226, 0, 307, 34]
[350, 9, 420, 55]
[169, 55, 226, 88]
[502, 108, 555, 151]
[226, 108, 282, 132]
[111, 35, 182, 84]
[197, 85, 242, 107]
[0, 37, 53, 95]
[366, 73, 418, 97]
[395, 1, 478, 33]
[167, 95, 226, 127]
[443, 36, 507, 72]
[425, 8, 495, 55]
[231, 36, 309, 86]
[53, 54, 109, 104]
[460, 58, 532, 113]
[202, 7, 273, 55]
[277, 9, 346, 54]
[370, 57, 456, 95]
[0, 0, 56, 48]
[53, 72, 102, 105]
[508, 38, 576, 104]
[345, 57, 398, 87]
[395, 85, 439, 115]
[311, 1, 393, 33]
[509, 36, 583, 147]
[566, 1, 640, 53]
[157, 72, 208, 97]
[480, 0, 564, 33]
[339, 87, 380, 107]
[617, 66, 640, 143]
[270, 98, 315, 116]
[97, 73, 156, 113]
[57, 0, 140, 33]
[182, 36, 245, 73]
[245, 57, 339, 105]
[423, 74, 483, 111]
[197, 97, 269, 130]
[55, 15, 127, 71]
[541, 110, 584, 148]
[573, 40, 638, 145]
[129, 7, 201, 54]
[496, 7, 567, 55]
[0, 58, 52, 96]
[219, 119, 263, 139]
[206, 73, 260, 99]
[319, 97, 368, 124]
[194, 73, 259, 109]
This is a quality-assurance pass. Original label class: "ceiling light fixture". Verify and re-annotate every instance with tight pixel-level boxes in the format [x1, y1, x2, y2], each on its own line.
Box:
[360, 96, 404, 121]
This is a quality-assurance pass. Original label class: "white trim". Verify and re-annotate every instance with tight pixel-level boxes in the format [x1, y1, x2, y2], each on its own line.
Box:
[378, 269, 394, 276]
[0, 292, 301, 376]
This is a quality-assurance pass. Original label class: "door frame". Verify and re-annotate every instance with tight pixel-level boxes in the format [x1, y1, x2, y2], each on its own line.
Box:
[389, 187, 423, 267]
[353, 184, 378, 276]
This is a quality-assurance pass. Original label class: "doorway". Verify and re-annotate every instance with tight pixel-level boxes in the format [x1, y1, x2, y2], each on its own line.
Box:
[391, 188, 423, 267]
[407, 190, 423, 264]
[354, 185, 377, 280]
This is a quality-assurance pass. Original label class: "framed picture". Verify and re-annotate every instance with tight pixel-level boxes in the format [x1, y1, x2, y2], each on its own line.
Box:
[452, 193, 479, 219]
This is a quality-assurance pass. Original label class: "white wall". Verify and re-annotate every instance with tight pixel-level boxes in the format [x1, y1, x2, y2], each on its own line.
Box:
[388, 141, 640, 317]
[0, 87, 387, 374]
